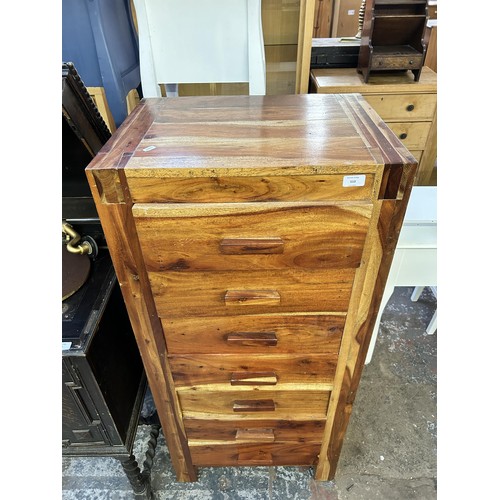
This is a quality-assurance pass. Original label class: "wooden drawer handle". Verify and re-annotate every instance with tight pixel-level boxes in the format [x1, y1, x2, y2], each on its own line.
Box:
[224, 290, 280, 307]
[226, 332, 278, 347]
[220, 237, 284, 255]
[233, 399, 276, 412]
[236, 428, 275, 442]
[230, 371, 278, 386]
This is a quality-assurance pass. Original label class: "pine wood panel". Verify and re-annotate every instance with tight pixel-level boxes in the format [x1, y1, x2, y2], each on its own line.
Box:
[149, 268, 356, 318]
[362, 93, 436, 122]
[386, 121, 432, 150]
[162, 314, 344, 354]
[133, 202, 372, 271]
[127, 173, 375, 203]
[169, 354, 337, 387]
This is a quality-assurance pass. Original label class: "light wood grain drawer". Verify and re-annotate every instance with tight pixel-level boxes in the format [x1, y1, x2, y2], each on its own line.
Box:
[183, 418, 326, 442]
[169, 354, 337, 387]
[151, 268, 355, 318]
[363, 93, 436, 121]
[134, 202, 373, 271]
[126, 173, 376, 203]
[178, 390, 331, 419]
[386, 121, 432, 150]
[162, 314, 344, 354]
[189, 441, 321, 466]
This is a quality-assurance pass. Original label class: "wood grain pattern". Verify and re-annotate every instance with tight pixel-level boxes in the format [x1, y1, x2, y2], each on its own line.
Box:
[178, 390, 331, 419]
[85, 94, 417, 482]
[162, 314, 344, 354]
[362, 93, 436, 122]
[133, 202, 372, 271]
[220, 237, 284, 255]
[183, 418, 326, 442]
[224, 290, 281, 307]
[126, 173, 375, 203]
[168, 354, 337, 387]
[189, 441, 321, 466]
[150, 269, 355, 317]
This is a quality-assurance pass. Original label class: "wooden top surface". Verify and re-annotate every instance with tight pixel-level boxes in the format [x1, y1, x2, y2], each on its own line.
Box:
[86, 94, 415, 177]
[310, 67, 437, 94]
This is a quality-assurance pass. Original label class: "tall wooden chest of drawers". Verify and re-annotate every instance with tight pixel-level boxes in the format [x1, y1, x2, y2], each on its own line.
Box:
[310, 67, 437, 185]
[86, 94, 417, 481]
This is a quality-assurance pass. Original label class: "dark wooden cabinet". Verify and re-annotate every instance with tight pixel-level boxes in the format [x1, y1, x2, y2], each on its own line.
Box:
[62, 252, 146, 457]
[357, 0, 430, 82]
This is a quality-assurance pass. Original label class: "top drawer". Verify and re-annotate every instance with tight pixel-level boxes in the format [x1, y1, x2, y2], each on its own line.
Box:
[126, 173, 376, 204]
[362, 93, 436, 122]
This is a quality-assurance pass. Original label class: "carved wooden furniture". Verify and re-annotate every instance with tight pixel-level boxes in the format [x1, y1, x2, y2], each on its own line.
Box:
[310, 66, 437, 185]
[357, 0, 430, 82]
[62, 62, 158, 499]
[86, 94, 417, 481]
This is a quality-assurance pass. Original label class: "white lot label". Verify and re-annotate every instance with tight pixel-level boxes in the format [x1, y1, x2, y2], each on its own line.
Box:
[343, 174, 366, 187]
[348, 9, 355, 15]
[62, 342, 72, 351]
[143, 145, 156, 152]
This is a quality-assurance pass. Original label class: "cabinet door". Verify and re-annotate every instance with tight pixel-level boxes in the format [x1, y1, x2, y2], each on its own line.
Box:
[62, 359, 109, 448]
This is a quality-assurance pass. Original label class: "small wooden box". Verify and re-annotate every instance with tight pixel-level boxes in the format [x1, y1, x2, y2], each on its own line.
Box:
[86, 94, 417, 481]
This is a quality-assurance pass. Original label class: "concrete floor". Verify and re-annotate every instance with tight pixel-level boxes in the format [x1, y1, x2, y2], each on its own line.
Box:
[62, 286, 437, 499]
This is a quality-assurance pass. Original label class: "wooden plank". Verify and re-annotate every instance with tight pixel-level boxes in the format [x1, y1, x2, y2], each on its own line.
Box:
[149, 268, 356, 317]
[126, 173, 376, 203]
[162, 314, 344, 354]
[190, 441, 321, 466]
[313, 0, 334, 38]
[414, 107, 437, 185]
[87, 86, 116, 133]
[183, 418, 326, 442]
[168, 354, 337, 387]
[133, 202, 373, 272]
[178, 390, 331, 418]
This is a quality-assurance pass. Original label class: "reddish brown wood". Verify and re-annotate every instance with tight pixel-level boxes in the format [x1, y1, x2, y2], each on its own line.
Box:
[220, 237, 285, 254]
[230, 372, 278, 386]
[226, 332, 278, 347]
[233, 400, 276, 412]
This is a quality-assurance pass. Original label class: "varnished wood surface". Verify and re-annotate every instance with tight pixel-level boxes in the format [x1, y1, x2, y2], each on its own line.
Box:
[168, 354, 337, 387]
[133, 202, 372, 271]
[86, 94, 417, 482]
[149, 268, 356, 318]
[183, 418, 326, 442]
[189, 441, 321, 466]
[127, 173, 376, 203]
[178, 390, 331, 419]
[162, 314, 344, 354]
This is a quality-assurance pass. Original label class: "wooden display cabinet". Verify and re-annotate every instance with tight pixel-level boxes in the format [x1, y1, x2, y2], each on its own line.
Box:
[358, 0, 430, 82]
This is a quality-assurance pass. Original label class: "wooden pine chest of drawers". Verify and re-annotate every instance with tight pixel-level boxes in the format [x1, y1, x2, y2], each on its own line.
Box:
[86, 94, 417, 481]
[310, 66, 437, 185]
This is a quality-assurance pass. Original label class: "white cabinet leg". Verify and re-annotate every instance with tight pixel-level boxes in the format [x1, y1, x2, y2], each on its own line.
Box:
[411, 286, 425, 302]
[365, 286, 394, 364]
[426, 309, 437, 334]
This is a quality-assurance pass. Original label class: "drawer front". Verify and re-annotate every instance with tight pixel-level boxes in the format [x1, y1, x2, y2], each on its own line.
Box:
[386, 121, 432, 150]
[189, 441, 321, 466]
[371, 54, 424, 71]
[134, 203, 373, 272]
[126, 173, 376, 203]
[150, 268, 355, 317]
[178, 390, 331, 419]
[363, 93, 436, 121]
[169, 354, 337, 387]
[183, 418, 325, 442]
[163, 314, 344, 354]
